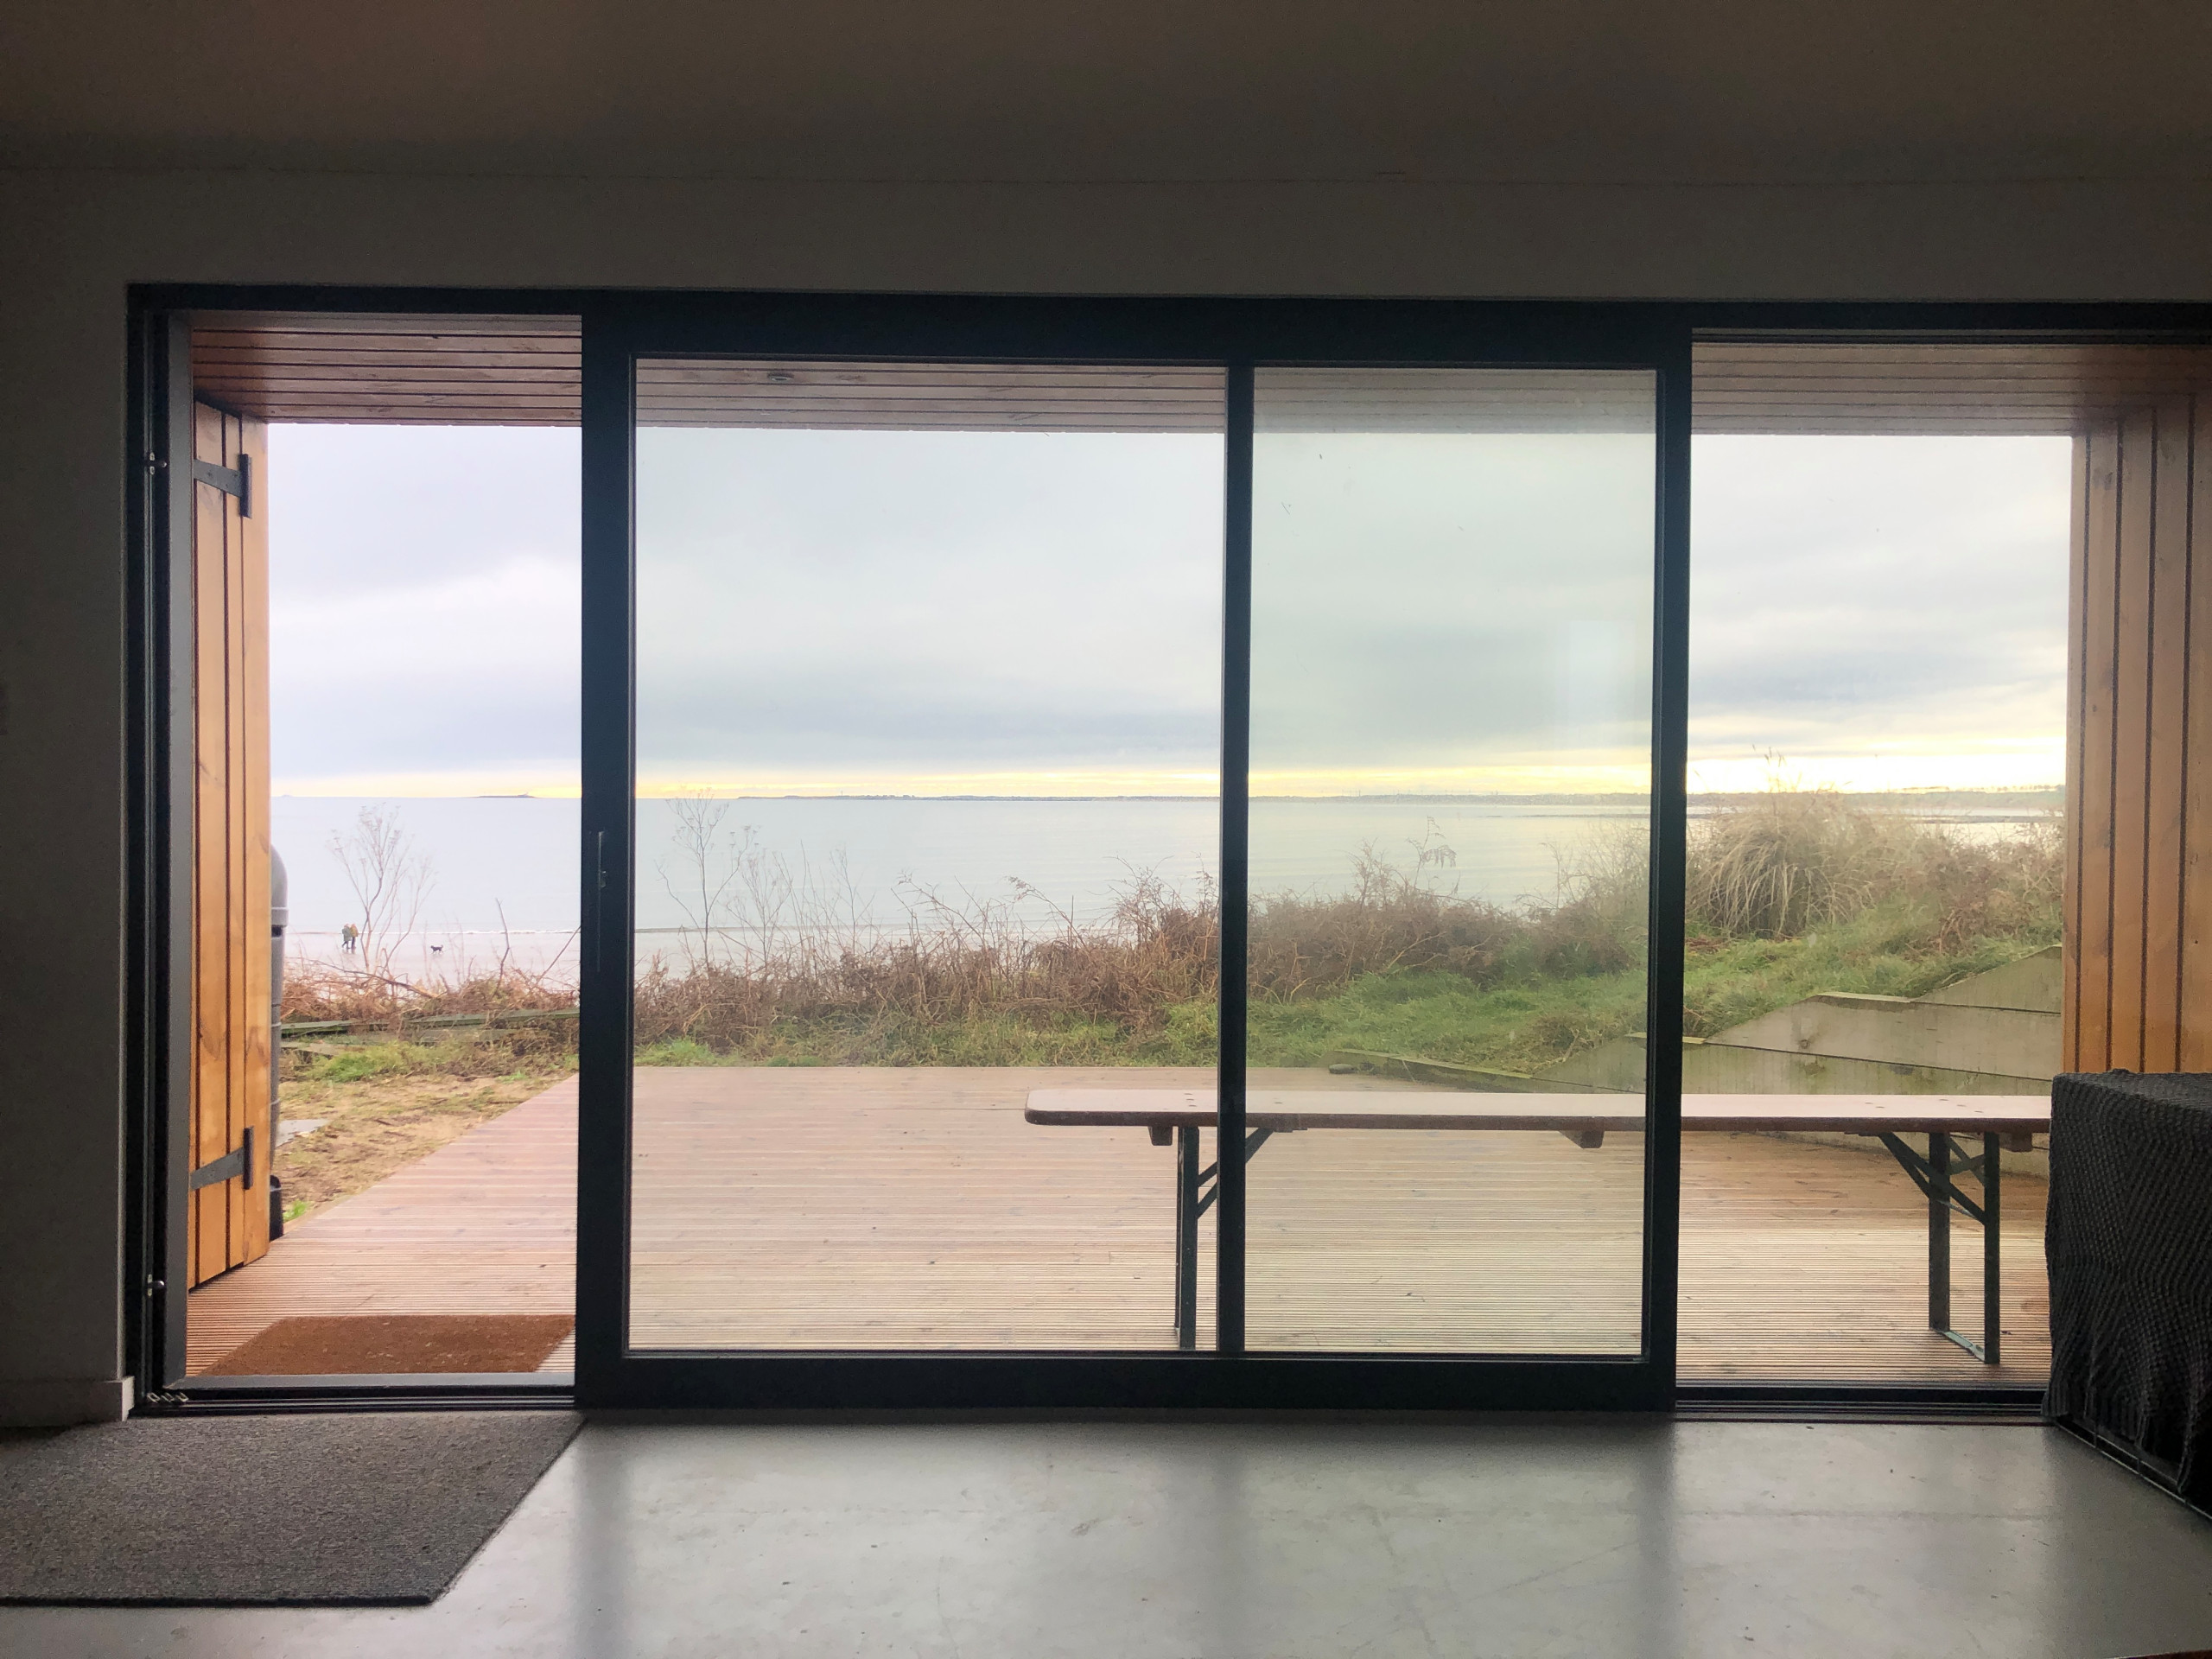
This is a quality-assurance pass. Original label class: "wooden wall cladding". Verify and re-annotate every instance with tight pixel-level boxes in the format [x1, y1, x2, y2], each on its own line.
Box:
[2065, 393, 2212, 1071]
[192, 313, 580, 425]
[188, 404, 273, 1287]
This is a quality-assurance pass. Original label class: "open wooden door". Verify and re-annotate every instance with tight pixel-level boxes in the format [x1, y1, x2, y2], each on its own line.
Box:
[185, 401, 272, 1287]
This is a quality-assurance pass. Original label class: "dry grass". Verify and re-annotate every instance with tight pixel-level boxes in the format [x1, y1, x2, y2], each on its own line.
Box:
[276, 960, 582, 1218]
[632, 870, 1217, 1052]
[255, 790, 2063, 1220]
[1684, 788, 2062, 948]
[281, 950, 576, 1030]
[274, 787, 2063, 1071]
[273, 1071, 556, 1220]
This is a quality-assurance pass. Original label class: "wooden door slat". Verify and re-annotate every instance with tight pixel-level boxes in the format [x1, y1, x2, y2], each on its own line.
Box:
[2143, 402, 2193, 1069]
[2184, 398, 2212, 1068]
[2063, 435, 2089, 1071]
[2075, 422, 2120, 1069]
[2108, 406, 2158, 1070]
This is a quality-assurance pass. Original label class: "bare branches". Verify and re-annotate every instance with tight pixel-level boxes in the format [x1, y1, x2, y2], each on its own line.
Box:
[327, 804, 435, 996]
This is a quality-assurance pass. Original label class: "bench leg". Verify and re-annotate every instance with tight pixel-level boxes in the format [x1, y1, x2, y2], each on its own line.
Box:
[1981, 1132, 2002, 1366]
[1923, 1131, 2001, 1365]
[1882, 1129, 2000, 1364]
[1174, 1125, 1199, 1351]
[1929, 1131, 1952, 1335]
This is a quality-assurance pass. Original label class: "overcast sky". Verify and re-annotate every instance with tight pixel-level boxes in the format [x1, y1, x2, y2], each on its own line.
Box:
[635, 427, 1223, 795]
[1251, 429, 1653, 794]
[267, 424, 2069, 798]
[1688, 435, 2069, 791]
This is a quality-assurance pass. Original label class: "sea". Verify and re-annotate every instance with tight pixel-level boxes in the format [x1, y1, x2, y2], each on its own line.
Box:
[270, 793, 2055, 981]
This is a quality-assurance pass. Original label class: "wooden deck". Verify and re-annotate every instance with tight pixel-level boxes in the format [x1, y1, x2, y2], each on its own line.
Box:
[188, 1067, 2050, 1383]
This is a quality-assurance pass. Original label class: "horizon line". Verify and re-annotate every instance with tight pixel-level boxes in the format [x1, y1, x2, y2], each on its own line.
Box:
[273, 784, 2068, 804]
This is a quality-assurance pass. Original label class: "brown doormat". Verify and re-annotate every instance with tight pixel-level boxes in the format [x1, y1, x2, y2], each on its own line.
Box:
[200, 1313, 574, 1376]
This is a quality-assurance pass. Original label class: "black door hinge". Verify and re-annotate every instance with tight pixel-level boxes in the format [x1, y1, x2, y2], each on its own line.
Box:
[189, 453, 251, 517]
[188, 1124, 253, 1192]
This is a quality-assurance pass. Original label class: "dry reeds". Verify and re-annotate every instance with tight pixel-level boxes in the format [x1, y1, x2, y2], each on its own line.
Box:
[631, 869, 1218, 1049]
[278, 788, 2063, 1062]
[281, 955, 576, 1030]
[1683, 787, 2060, 946]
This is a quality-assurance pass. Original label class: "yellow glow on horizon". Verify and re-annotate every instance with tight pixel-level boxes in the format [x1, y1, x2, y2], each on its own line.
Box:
[275, 771, 583, 798]
[633, 761, 1659, 797]
[1248, 761, 1651, 796]
[276, 745, 2065, 800]
[632, 767, 1223, 798]
[1687, 742, 2064, 795]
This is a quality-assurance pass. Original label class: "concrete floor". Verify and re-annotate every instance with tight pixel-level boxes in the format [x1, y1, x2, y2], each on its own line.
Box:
[6, 1420, 2210, 1657]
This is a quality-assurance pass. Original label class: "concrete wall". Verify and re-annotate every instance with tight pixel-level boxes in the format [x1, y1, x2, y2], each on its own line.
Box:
[1706, 995, 2059, 1084]
[4, 168, 2211, 1422]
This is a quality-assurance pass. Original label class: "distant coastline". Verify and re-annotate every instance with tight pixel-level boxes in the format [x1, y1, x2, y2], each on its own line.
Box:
[281, 786, 2066, 812]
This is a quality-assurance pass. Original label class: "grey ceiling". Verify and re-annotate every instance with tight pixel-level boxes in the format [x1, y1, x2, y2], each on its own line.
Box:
[4, 1, 2209, 185]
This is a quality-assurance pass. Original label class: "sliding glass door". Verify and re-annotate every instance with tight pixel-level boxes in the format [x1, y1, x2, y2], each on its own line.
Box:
[575, 299, 1684, 1408]
[626, 359, 1225, 1352]
[1243, 369, 1657, 1356]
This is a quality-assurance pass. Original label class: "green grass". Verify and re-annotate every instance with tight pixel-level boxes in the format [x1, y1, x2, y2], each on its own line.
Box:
[1682, 899, 2058, 1039]
[620, 898, 2053, 1076]
[295, 911, 2055, 1081]
[286, 1033, 575, 1087]
[298, 1039, 480, 1084]
[1246, 898, 2055, 1077]
[294, 791, 2059, 1080]
[1246, 965, 1644, 1073]
[636, 998, 1221, 1069]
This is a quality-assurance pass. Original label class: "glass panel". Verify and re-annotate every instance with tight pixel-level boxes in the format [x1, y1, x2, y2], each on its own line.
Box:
[1677, 340, 2150, 1386]
[1245, 367, 1656, 1354]
[629, 360, 1224, 1351]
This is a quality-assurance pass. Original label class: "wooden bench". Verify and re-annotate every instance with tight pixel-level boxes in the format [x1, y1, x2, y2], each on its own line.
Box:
[1026, 1088, 2050, 1360]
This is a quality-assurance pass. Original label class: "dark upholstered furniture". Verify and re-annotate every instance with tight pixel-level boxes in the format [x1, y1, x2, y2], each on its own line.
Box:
[2044, 1071, 2212, 1508]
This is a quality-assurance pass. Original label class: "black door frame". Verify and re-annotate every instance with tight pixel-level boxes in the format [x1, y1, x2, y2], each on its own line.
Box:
[576, 291, 1688, 1410]
[122, 285, 2212, 1411]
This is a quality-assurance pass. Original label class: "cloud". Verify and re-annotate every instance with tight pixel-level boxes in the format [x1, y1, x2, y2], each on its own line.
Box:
[635, 427, 1223, 787]
[268, 426, 580, 791]
[1250, 433, 1654, 776]
[263, 422, 2074, 800]
[1688, 435, 2070, 785]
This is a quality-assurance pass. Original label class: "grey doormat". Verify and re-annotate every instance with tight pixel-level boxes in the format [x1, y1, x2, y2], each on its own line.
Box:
[0, 1409, 580, 1605]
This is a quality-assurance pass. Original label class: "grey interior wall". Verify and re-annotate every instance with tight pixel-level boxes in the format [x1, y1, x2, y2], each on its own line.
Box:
[3, 165, 2211, 1421]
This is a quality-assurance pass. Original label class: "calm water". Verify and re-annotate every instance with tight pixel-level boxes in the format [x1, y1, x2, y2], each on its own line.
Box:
[273, 794, 2046, 979]
[274, 796, 1640, 976]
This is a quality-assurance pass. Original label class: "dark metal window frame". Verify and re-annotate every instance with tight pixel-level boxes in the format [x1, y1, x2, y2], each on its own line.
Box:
[123, 285, 2212, 1414]
[580, 293, 1684, 1411]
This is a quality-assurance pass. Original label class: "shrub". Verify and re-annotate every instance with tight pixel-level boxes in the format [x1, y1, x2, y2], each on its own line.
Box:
[1683, 785, 2060, 947]
[276, 787, 2063, 1068]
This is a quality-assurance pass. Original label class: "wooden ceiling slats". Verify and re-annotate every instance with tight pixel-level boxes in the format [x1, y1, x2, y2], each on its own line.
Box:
[195, 352, 581, 371]
[191, 312, 582, 424]
[1254, 370, 1654, 434]
[194, 312, 572, 337]
[187, 320, 2212, 433]
[194, 337, 578, 357]
[634, 359, 1227, 432]
[1692, 342, 2212, 435]
[201, 369, 583, 389]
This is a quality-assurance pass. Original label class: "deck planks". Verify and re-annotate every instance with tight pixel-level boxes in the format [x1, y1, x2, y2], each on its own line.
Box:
[188, 1067, 2050, 1384]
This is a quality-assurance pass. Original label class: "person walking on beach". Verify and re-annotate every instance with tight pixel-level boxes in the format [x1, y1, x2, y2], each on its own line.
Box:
[340, 923, 358, 955]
